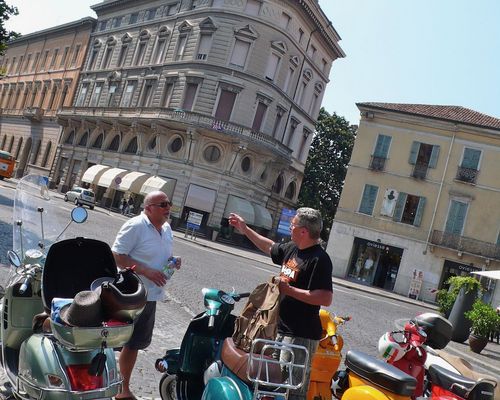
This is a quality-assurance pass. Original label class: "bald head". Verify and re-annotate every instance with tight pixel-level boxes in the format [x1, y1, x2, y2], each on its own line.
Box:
[144, 191, 169, 207]
[143, 191, 172, 229]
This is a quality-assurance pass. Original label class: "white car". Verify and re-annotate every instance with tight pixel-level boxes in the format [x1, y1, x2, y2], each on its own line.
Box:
[64, 187, 95, 209]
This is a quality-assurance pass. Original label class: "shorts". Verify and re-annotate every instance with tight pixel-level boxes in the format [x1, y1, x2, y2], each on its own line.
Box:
[126, 301, 156, 350]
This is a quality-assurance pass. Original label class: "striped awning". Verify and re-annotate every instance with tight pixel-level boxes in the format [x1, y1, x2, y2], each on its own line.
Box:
[97, 167, 128, 188]
[81, 164, 111, 185]
[140, 176, 176, 199]
[117, 171, 149, 193]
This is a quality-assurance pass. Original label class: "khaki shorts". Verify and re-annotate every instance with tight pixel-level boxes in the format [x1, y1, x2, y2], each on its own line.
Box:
[126, 301, 156, 350]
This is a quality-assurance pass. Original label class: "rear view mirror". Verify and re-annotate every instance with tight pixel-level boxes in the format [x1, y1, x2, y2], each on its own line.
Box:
[7, 250, 21, 268]
[71, 207, 88, 224]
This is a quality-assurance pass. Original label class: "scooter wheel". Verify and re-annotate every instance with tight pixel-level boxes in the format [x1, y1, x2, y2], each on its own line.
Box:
[159, 374, 177, 400]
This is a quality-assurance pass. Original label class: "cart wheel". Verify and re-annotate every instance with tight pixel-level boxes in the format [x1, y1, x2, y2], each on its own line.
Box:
[159, 374, 177, 400]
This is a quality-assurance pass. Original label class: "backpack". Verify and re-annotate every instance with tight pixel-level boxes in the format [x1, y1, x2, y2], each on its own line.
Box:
[233, 276, 280, 353]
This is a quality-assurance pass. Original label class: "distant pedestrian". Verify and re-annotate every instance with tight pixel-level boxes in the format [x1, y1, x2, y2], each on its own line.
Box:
[120, 198, 127, 215]
[126, 197, 134, 215]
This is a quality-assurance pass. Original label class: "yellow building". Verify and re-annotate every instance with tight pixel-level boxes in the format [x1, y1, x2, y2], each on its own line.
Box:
[326, 103, 500, 305]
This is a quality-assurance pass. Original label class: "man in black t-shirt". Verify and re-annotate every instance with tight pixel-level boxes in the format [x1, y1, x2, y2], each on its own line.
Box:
[229, 208, 333, 400]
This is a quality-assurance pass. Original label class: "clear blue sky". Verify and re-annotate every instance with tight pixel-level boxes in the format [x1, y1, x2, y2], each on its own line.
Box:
[6, 0, 500, 125]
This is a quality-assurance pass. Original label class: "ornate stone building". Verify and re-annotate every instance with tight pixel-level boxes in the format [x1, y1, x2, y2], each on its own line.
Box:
[53, 0, 344, 236]
[0, 18, 95, 178]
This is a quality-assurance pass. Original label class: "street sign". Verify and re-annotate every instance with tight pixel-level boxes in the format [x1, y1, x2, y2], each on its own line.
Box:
[114, 176, 122, 185]
[277, 208, 296, 236]
[186, 211, 203, 230]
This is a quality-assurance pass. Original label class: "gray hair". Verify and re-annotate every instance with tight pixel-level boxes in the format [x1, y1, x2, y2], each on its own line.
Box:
[295, 207, 323, 239]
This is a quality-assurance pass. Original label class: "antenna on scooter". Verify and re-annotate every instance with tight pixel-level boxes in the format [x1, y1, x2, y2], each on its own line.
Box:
[37, 207, 45, 249]
[15, 220, 23, 258]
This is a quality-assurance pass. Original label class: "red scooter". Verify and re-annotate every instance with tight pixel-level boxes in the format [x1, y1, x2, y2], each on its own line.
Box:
[378, 313, 497, 399]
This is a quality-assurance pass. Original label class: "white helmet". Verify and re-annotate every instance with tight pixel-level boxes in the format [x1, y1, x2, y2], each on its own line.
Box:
[203, 361, 222, 385]
[378, 332, 409, 363]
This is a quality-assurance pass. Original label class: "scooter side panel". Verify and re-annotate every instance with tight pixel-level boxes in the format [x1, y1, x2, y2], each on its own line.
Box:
[345, 374, 409, 400]
[202, 376, 252, 400]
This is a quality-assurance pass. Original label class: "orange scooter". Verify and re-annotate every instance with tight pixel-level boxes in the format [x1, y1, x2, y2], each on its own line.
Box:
[307, 309, 350, 400]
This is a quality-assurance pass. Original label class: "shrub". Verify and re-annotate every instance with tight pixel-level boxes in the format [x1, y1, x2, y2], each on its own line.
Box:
[465, 300, 500, 338]
[435, 276, 482, 315]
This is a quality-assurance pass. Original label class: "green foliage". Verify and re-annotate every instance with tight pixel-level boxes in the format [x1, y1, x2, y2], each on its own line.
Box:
[0, 1, 19, 56]
[435, 276, 482, 315]
[465, 300, 500, 337]
[297, 108, 356, 239]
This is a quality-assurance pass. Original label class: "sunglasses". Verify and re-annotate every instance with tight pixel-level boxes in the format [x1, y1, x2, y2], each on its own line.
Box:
[149, 201, 172, 208]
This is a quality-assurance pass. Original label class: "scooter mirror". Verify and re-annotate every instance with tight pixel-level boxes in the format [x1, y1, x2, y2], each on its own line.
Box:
[71, 207, 88, 224]
[7, 250, 21, 268]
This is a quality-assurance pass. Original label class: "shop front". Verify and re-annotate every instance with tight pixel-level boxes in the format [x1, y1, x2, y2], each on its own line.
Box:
[346, 237, 404, 291]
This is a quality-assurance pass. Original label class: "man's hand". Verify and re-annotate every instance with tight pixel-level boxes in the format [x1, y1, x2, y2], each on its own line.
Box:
[278, 277, 292, 295]
[173, 257, 182, 270]
[143, 266, 167, 287]
[228, 213, 247, 233]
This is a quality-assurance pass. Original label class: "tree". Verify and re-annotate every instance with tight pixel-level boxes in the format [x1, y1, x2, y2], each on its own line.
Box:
[297, 108, 356, 239]
[0, 0, 19, 55]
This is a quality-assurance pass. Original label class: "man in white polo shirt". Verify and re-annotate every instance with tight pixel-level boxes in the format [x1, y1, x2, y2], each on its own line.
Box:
[112, 190, 181, 400]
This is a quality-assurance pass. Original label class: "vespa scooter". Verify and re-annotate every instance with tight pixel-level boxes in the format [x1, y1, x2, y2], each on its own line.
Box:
[0, 174, 146, 399]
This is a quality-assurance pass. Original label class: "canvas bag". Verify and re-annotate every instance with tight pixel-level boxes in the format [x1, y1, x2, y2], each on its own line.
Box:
[233, 276, 280, 353]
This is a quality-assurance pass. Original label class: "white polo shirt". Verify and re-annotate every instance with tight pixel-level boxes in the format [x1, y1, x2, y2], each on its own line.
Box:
[112, 212, 173, 301]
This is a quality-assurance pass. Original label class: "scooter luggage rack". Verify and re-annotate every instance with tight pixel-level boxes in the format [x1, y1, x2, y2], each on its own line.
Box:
[248, 339, 309, 400]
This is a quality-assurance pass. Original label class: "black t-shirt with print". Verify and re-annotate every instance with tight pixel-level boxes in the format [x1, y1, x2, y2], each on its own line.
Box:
[271, 241, 333, 340]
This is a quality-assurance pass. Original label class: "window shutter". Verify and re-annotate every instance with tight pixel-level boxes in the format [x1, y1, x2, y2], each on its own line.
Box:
[252, 102, 267, 131]
[393, 192, 407, 222]
[429, 145, 440, 168]
[182, 83, 198, 110]
[230, 39, 250, 67]
[374, 135, 391, 158]
[214, 89, 236, 121]
[461, 148, 481, 169]
[197, 34, 211, 59]
[359, 184, 378, 215]
[413, 197, 426, 227]
[265, 53, 280, 80]
[445, 200, 468, 235]
[408, 141, 420, 165]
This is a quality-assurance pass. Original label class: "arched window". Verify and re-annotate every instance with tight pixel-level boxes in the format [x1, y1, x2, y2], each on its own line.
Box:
[92, 133, 104, 149]
[169, 137, 183, 153]
[285, 182, 296, 200]
[124, 137, 138, 154]
[15, 137, 23, 159]
[1, 135, 6, 150]
[107, 134, 120, 151]
[147, 136, 157, 151]
[78, 131, 89, 146]
[203, 145, 221, 162]
[241, 156, 251, 173]
[42, 141, 52, 167]
[65, 130, 75, 144]
[272, 174, 284, 194]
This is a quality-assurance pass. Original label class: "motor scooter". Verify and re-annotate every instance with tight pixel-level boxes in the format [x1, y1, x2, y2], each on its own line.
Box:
[0, 174, 146, 399]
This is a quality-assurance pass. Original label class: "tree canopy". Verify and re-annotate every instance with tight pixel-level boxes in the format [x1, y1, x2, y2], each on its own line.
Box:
[297, 108, 356, 239]
[0, 1, 19, 56]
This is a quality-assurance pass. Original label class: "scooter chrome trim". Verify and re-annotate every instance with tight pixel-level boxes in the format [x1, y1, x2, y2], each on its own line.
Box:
[225, 376, 244, 400]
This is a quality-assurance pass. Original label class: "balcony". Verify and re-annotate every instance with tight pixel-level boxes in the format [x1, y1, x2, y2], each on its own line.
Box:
[369, 155, 386, 171]
[412, 163, 428, 179]
[456, 166, 478, 184]
[58, 106, 292, 158]
[430, 230, 500, 260]
[23, 107, 44, 122]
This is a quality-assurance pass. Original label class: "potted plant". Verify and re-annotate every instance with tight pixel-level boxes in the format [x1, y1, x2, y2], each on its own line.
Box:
[209, 225, 220, 242]
[464, 300, 500, 354]
[436, 276, 482, 316]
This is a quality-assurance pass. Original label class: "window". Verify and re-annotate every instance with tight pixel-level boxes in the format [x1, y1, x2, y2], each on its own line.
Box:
[309, 82, 323, 115]
[117, 45, 128, 67]
[71, 45, 81, 67]
[457, 147, 481, 184]
[76, 83, 88, 106]
[161, 82, 174, 107]
[445, 200, 468, 235]
[65, 130, 76, 144]
[409, 141, 440, 179]
[113, 17, 122, 28]
[89, 83, 103, 107]
[78, 131, 89, 146]
[203, 145, 221, 162]
[32, 52, 40, 71]
[47, 85, 57, 110]
[298, 28, 304, 44]
[214, 89, 237, 121]
[50, 49, 59, 69]
[124, 137, 138, 154]
[59, 85, 69, 108]
[245, 0, 261, 15]
[272, 174, 284, 194]
[307, 44, 316, 59]
[107, 135, 120, 151]
[24, 54, 31, 72]
[92, 134, 104, 149]
[147, 136, 157, 151]
[285, 182, 296, 200]
[359, 184, 378, 215]
[298, 128, 311, 161]
[286, 119, 298, 147]
[166, 3, 178, 15]
[41, 51, 49, 70]
[146, 8, 157, 20]
[271, 108, 285, 138]
[107, 83, 118, 106]
[370, 134, 392, 171]
[182, 83, 198, 111]
[170, 137, 183, 153]
[140, 80, 155, 107]
[129, 13, 138, 24]
[322, 58, 328, 73]
[197, 34, 211, 60]
[121, 82, 136, 107]
[99, 20, 108, 31]
[283, 66, 294, 93]
[265, 53, 280, 81]
[393, 193, 426, 226]
[153, 38, 167, 64]
[280, 12, 291, 29]
[135, 41, 147, 65]
[251, 102, 267, 132]
[15, 137, 23, 159]
[241, 156, 251, 173]
[101, 46, 114, 69]
[16, 56, 23, 73]
[175, 34, 188, 60]
[88, 48, 99, 70]
[230, 39, 250, 68]
[60, 47, 70, 68]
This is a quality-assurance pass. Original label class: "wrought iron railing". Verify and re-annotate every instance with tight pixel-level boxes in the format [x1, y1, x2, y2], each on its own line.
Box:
[369, 155, 386, 171]
[430, 230, 500, 260]
[456, 166, 478, 184]
[22, 107, 44, 121]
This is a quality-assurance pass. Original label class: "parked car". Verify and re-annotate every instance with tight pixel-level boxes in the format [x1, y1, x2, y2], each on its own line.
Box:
[64, 187, 95, 209]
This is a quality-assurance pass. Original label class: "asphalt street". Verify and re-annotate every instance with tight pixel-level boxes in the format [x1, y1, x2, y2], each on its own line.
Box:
[0, 178, 498, 399]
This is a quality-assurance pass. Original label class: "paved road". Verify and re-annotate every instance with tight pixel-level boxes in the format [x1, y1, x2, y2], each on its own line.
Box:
[0, 178, 498, 399]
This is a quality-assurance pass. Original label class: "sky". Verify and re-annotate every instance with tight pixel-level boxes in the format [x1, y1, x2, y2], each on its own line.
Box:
[5, 0, 500, 125]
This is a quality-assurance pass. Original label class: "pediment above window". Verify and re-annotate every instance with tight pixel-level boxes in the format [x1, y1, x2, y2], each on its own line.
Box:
[139, 29, 151, 40]
[121, 33, 132, 43]
[271, 41, 287, 55]
[158, 25, 171, 37]
[178, 20, 193, 33]
[290, 55, 299, 67]
[199, 17, 217, 33]
[234, 24, 258, 40]
[106, 36, 117, 46]
[93, 39, 103, 48]
[303, 68, 313, 81]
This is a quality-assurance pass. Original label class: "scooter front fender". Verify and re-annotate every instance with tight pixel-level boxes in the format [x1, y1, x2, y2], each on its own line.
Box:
[342, 385, 393, 400]
[201, 376, 252, 400]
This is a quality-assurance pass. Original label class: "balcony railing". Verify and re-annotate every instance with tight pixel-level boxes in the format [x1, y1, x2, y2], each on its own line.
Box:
[456, 166, 478, 184]
[430, 230, 500, 260]
[412, 163, 428, 179]
[58, 106, 293, 158]
[23, 107, 44, 121]
[369, 155, 386, 171]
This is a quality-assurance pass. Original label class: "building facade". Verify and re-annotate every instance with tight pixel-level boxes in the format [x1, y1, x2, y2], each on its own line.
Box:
[327, 103, 500, 306]
[53, 0, 344, 237]
[0, 18, 95, 178]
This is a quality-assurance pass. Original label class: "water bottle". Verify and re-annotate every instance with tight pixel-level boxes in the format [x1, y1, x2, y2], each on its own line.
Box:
[163, 256, 178, 280]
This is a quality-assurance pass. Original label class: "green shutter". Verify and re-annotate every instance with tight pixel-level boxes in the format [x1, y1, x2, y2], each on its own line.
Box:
[393, 192, 407, 222]
[359, 184, 378, 215]
[445, 200, 468, 235]
[461, 148, 481, 169]
[374, 135, 392, 158]
[429, 145, 440, 168]
[409, 141, 420, 165]
[413, 197, 426, 227]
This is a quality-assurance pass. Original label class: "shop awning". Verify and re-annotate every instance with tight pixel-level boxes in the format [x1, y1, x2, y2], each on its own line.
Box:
[140, 176, 176, 199]
[252, 203, 273, 230]
[184, 184, 216, 213]
[97, 167, 128, 188]
[81, 164, 111, 185]
[224, 195, 255, 225]
[471, 270, 500, 280]
[118, 171, 149, 193]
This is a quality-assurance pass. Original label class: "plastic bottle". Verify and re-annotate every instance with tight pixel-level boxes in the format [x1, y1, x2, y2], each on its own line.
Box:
[163, 256, 178, 280]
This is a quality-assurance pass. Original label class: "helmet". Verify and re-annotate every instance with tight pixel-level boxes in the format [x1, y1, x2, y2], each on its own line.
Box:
[378, 332, 409, 363]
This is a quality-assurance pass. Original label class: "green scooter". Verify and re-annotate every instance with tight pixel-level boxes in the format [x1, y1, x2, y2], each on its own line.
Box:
[0, 174, 146, 399]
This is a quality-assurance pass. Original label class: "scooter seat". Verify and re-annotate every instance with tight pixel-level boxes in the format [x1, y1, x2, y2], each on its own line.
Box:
[428, 364, 496, 400]
[221, 338, 283, 385]
[345, 350, 417, 396]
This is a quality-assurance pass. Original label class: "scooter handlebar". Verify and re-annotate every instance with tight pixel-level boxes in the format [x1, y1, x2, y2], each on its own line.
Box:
[208, 315, 215, 328]
[19, 277, 30, 294]
[236, 292, 250, 300]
